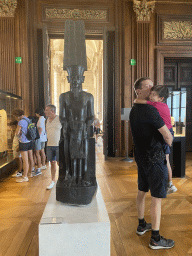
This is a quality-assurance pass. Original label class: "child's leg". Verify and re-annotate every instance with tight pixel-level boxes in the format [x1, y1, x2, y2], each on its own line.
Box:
[166, 153, 177, 194]
[33, 150, 37, 165]
[28, 149, 34, 176]
[35, 150, 41, 168]
[166, 154, 172, 185]
[20, 151, 29, 178]
[40, 148, 46, 166]
[18, 156, 23, 172]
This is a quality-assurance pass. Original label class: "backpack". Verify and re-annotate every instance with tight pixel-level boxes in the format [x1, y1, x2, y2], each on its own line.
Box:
[22, 117, 37, 141]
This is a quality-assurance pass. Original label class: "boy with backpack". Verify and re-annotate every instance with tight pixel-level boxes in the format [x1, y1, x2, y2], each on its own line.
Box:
[12, 109, 35, 182]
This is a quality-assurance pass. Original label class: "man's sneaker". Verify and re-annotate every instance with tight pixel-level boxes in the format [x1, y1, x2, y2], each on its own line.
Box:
[149, 236, 175, 249]
[16, 177, 29, 183]
[46, 181, 55, 190]
[136, 223, 152, 235]
[33, 169, 42, 176]
[32, 167, 35, 173]
[41, 165, 47, 170]
[12, 172, 22, 177]
[167, 184, 177, 195]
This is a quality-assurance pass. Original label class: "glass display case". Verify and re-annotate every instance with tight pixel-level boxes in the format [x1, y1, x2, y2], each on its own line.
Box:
[0, 90, 22, 170]
[167, 90, 186, 178]
[167, 90, 186, 137]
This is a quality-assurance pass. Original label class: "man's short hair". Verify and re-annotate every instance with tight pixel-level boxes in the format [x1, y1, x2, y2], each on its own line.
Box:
[12, 108, 24, 117]
[134, 77, 151, 90]
[47, 104, 56, 113]
[151, 85, 170, 102]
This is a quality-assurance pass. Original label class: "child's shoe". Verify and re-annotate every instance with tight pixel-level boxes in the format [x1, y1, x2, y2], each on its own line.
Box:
[167, 184, 177, 195]
[12, 172, 22, 177]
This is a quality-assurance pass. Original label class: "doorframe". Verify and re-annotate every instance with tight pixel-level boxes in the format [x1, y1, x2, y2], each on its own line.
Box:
[43, 25, 51, 106]
[156, 48, 192, 84]
[43, 26, 121, 158]
[156, 49, 192, 152]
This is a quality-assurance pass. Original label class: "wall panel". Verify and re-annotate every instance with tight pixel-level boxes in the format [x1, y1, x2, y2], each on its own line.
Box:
[0, 18, 15, 94]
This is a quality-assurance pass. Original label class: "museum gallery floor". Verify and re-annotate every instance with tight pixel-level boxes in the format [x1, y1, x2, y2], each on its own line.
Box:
[0, 139, 192, 255]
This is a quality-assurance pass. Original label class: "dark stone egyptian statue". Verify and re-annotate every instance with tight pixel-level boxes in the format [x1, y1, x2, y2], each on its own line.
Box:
[56, 20, 97, 205]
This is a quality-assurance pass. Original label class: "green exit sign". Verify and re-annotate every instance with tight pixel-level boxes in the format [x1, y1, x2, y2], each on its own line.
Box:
[15, 57, 22, 64]
[130, 59, 136, 65]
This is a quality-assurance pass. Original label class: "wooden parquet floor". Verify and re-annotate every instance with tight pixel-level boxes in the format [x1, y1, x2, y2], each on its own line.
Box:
[1, 139, 192, 255]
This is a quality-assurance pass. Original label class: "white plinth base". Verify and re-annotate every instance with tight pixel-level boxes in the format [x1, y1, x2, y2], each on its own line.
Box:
[39, 183, 110, 256]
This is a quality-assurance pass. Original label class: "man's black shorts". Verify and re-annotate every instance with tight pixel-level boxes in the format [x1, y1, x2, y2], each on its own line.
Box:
[137, 160, 168, 198]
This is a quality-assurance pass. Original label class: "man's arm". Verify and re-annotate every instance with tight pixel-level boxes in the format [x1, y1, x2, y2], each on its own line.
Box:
[158, 125, 173, 147]
[134, 99, 147, 104]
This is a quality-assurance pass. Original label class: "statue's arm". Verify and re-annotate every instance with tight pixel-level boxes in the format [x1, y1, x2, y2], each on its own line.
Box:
[86, 94, 94, 126]
[59, 94, 67, 125]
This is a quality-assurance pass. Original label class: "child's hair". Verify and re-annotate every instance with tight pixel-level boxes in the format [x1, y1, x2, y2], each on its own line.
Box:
[28, 115, 38, 124]
[35, 108, 45, 117]
[9, 120, 18, 126]
[151, 85, 170, 102]
[12, 108, 24, 117]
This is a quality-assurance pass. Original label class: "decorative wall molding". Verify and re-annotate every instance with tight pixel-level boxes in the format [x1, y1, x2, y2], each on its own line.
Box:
[133, 0, 155, 22]
[157, 15, 192, 45]
[136, 23, 150, 77]
[0, 0, 17, 17]
[0, 18, 15, 93]
[164, 21, 192, 40]
[45, 8, 108, 21]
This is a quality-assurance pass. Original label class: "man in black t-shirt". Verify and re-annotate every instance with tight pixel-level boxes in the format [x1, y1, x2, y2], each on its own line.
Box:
[130, 77, 174, 249]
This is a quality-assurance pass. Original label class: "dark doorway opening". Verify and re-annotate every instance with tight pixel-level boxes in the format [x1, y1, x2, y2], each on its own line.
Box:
[164, 58, 192, 151]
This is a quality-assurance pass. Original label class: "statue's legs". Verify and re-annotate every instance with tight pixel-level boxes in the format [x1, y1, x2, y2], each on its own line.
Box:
[84, 139, 88, 174]
[64, 138, 70, 180]
[71, 159, 77, 185]
[78, 159, 82, 185]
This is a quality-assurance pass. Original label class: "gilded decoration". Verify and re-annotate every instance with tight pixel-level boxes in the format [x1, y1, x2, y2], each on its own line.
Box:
[133, 0, 155, 22]
[45, 8, 107, 20]
[164, 21, 192, 40]
[0, 0, 17, 17]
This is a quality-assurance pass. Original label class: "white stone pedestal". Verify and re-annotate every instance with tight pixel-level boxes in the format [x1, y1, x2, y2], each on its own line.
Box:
[39, 184, 110, 256]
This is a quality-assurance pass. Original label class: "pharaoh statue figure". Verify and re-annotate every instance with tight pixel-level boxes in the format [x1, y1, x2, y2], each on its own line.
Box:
[56, 20, 97, 205]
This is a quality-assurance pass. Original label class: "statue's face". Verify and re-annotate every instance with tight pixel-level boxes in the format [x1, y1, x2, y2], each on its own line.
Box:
[66, 65, 85, 90]
[71, 75, 84, 87]
[67, 75, 85, 88]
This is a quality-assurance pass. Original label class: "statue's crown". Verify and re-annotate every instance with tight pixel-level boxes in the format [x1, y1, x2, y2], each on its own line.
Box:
[63, 20, 87, 71]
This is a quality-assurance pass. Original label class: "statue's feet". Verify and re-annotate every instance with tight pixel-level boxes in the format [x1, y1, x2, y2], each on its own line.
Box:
[77, 178, 83, 186]
[82, 180, 92, 186]
[63, 179, 71, 187]
[71, 178, 77, 186]
[65, 173, 71, 181]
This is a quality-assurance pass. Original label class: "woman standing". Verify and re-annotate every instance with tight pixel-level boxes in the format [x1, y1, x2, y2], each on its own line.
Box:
[12, 109, 34, 182]
[33, 108, 47, 176]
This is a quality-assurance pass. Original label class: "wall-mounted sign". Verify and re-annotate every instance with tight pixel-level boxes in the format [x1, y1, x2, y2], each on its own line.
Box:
[130, 59, 136, 65]
[15, 57, 22, 64]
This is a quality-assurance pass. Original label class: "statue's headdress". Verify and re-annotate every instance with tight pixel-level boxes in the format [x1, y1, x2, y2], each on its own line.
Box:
[63, 20, 87, 72]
